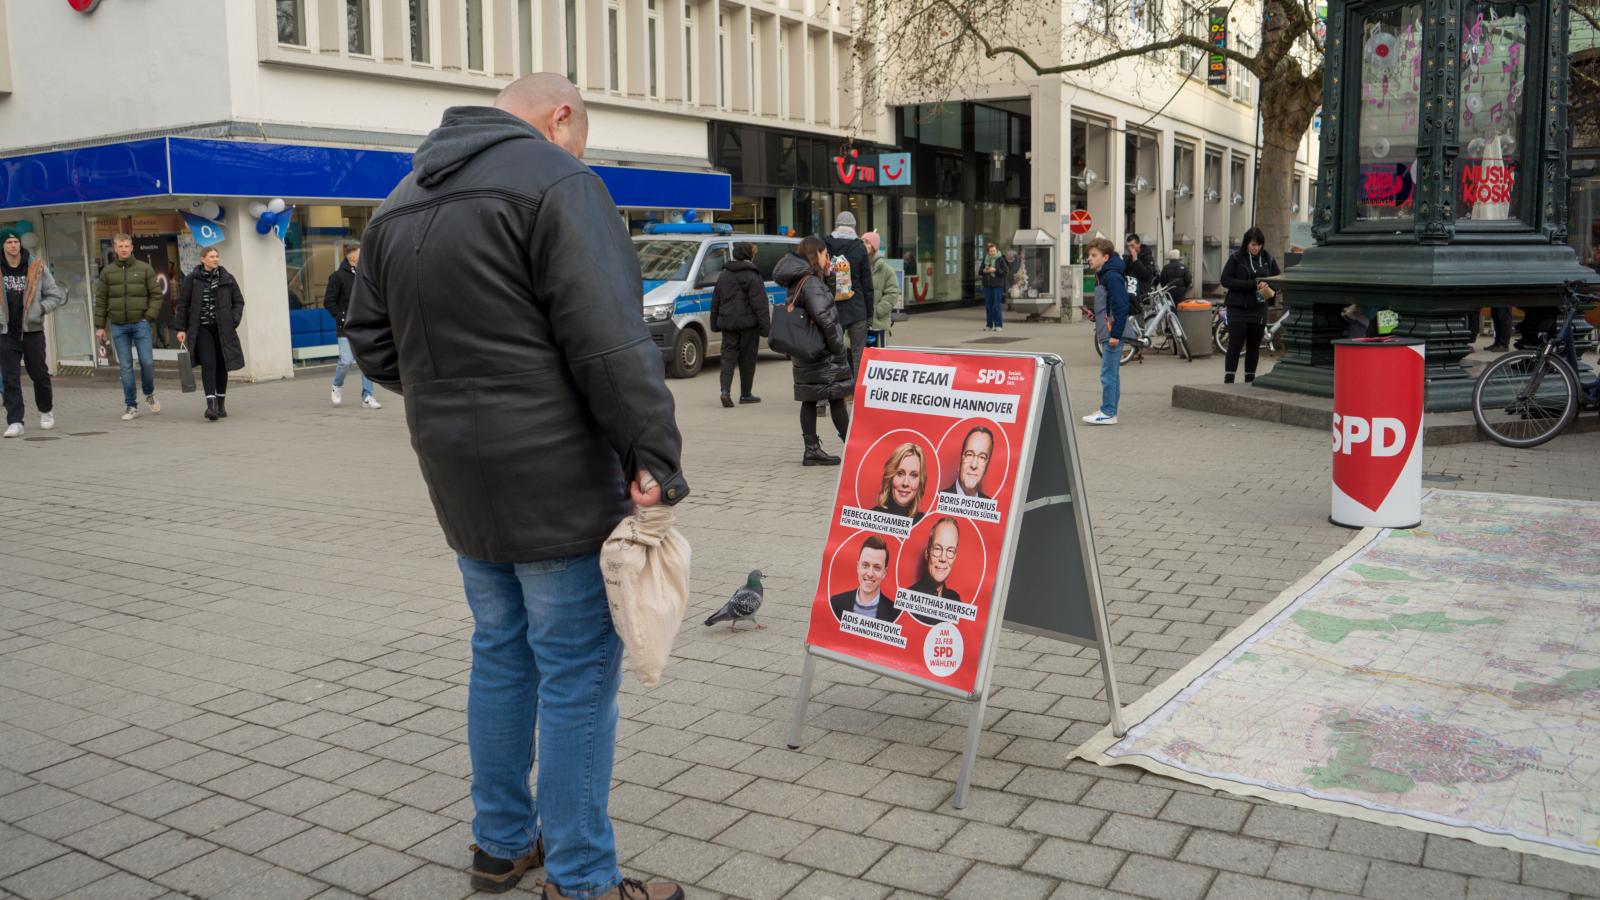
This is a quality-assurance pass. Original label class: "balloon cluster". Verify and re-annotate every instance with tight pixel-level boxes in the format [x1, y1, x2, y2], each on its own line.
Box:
[248, 198, 288, 235]
[187, 199, 226, 222]
[7, 219, 40, 252]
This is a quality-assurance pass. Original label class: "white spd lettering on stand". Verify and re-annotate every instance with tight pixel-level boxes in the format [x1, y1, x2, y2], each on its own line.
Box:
[1332, 414, 1407, 457]
[976, 369, 1007, 385]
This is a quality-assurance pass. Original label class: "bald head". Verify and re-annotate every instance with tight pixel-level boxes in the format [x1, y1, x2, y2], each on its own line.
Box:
[495, 73, 589, 159]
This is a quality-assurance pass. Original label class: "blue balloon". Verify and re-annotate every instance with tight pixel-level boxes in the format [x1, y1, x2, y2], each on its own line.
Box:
[14, 220, 33, 234]
[682, 209, 698, 223]
[255, 213, 275, 235]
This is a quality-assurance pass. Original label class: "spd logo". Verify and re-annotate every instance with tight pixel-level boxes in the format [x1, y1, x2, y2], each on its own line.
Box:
[1331, 346, 1423, 512]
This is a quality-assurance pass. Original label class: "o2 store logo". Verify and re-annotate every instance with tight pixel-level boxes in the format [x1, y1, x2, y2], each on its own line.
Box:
[68, 0, 106, 11]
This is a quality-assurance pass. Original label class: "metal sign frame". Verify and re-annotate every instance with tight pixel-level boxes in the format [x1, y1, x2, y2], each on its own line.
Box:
[787, 349, 1123, 808]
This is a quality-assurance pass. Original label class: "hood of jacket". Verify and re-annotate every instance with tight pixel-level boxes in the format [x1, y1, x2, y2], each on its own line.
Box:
[724, 259, 759, 276]
[772, 252, 814, 289]
[413, 106, 544, 187]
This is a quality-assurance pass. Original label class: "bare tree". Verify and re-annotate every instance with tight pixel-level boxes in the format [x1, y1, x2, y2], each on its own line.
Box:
[856, 0, 1323, 257]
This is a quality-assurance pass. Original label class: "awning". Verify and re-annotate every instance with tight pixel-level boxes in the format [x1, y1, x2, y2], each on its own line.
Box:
[0, 137, 731, 212]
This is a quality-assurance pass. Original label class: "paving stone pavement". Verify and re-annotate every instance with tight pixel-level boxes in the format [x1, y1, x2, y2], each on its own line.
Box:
[2, 310, 1598, 900]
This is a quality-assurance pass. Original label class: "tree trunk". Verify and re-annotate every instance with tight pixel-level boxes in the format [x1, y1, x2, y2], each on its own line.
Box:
[1256, 73, 1321, 260]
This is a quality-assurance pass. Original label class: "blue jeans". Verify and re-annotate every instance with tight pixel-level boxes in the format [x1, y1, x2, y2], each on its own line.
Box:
[1099, 339, 1121, 417]
[457, 552, 623, 900]
[332, 337, 373, 398]
[982, 287, 1005, 328]
[110, 320, 155, 409]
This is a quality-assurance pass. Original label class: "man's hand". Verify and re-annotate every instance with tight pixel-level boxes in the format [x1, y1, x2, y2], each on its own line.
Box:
[176, 332, 187, 347]
[630, 470, 662, 508]
[95, 328, 106, 342]
[1108, 338, 1120, 348]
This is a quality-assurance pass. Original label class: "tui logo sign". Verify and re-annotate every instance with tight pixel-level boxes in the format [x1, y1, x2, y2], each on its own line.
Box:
[835, 148, 913, 187]
[68, 0, 106, 11]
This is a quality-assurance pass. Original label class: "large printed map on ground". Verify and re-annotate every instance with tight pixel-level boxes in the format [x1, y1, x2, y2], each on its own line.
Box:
[1074, 491, 1600, 867]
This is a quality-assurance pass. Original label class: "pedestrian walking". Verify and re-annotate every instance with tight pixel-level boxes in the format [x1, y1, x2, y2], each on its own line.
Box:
[345, 74, 688, 900]
[1219, 227, 1281, 384]
[322, 243, 381, 409]
[1084, 237, 1128, 426]
[94, 233, 163, 420]
[773, 236, 852, 466]
[175, 248, 246, 421]
[708, 241, 768, 408]
[863, 231, 898, 349]
[980, 240, 1009, 332]
[2, 228, 64, 438]
[822, 211, 873, 380]
[1158, 248, 1192, 298]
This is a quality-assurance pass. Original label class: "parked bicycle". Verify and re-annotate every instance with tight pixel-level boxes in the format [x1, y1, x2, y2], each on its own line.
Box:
[1470, 281, 1600, 448]
[1213, 304, 1289, 355]
[1092, 285, 1191, 365]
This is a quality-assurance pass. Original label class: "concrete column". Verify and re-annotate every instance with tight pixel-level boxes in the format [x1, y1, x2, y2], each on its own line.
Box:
[1030, 79, 1069, 248]
[756, 14, 779, 115]
[785, 21, 805, 122]
[693, 0, 717, 106]
[662, 0, 685, 101]
[492, 0, 515, 76]
[729, 6, 752, 113]
[583, 0, 607, 90]
[809, 28, 832, 125]
[439, 0, 465, 71]
[216, 205, 292, 383]
[382, 0, 407, 62]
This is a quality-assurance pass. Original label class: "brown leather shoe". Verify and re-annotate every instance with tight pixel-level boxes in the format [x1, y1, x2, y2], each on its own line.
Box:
[469, 838, 545, 893]
[543, 876, 684, 900]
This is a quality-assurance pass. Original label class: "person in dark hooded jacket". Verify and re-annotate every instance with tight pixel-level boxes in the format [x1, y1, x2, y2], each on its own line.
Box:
[1219, 226, 1281, 384]
[822, 211, 873, 380]
[774, 236, 852, 466]
[175, 247, 246, 422]
[709, 241, 769, 407]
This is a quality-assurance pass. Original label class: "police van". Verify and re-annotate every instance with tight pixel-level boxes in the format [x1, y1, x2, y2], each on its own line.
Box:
[634, 224, 801, 378]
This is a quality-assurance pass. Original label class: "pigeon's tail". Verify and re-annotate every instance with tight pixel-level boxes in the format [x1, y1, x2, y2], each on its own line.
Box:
[705, 605, 735, 627]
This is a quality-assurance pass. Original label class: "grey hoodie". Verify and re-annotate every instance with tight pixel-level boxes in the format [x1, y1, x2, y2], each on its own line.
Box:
[0, 250, 66, 334]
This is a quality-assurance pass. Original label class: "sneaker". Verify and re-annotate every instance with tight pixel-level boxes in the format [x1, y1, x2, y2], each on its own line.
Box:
[145, 395, 160, 414]
[738, 394, 762, 404]
[3, 423, 21, 438]
[361, 395, 382, 410]
[331, 386, 343, 407]
[1082, 412, 1118, 426]
[40, 412, 54, 430]
[469, 839, 544, 894]
[121, 407, 139, 421]
[543, 877, 684, 900]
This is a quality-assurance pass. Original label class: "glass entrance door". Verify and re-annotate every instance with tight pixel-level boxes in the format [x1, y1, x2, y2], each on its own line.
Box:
[42, 213, 95, 365]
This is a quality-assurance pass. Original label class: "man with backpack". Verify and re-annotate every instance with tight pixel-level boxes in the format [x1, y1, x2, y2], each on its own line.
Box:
[822, 211, 873, 382]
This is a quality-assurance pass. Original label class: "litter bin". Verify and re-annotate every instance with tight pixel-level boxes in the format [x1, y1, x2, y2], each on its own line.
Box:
[1177, 301, 1213, 358]
[1331, 337, 1425, 529]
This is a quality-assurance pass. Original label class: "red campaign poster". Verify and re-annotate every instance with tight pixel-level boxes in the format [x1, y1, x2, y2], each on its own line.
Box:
[804, 348, 1038, 696]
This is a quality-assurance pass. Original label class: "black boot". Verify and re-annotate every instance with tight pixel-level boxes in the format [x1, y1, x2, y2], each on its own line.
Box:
[802, 436, 840, 466]
[1244, 373, 1255, 384]
[739, 394, 761, 404]
[216, 396, 228, 418]
[1224, 373, 1236, 384]
[720, 392, 734, 408]
[204, 398, 219, 421]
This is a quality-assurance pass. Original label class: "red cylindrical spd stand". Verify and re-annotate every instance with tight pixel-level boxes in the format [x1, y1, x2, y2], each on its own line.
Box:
[1331, 337, 1425, 529]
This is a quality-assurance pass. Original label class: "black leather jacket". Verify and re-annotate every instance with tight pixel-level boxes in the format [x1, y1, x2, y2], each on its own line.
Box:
[347, 107, 687, 563]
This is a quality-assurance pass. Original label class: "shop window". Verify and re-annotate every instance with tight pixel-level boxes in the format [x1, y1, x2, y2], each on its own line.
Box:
[411, 0, 431, 63]
[347, 0, 370, 55]
[42, 213, 94, 365]
[1178, 3, 1206, 77]
[1352, 4, 1422, 224]
[1457, 2, 1528, 223]
[715, 128, 744, 182]
[975, 106, 1007, 156]
[277, 0, 305, 46]
[1072, 0, 1110, 33]
[466, 0, 485, 71]
[916, 104, 963, 150]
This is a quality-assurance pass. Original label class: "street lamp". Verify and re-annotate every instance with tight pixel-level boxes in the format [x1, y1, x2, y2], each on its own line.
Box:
[1260, 0, 1599, 410]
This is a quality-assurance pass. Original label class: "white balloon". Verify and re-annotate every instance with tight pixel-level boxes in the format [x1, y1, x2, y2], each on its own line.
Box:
[199, 201, 222, 220]
[20, 232, 40, 250]
[267, 198, 286, 214]
[247, 201, 268, 218]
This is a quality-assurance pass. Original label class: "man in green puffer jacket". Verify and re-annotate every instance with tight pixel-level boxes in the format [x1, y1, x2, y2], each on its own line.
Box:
[93, 234, 163, 419]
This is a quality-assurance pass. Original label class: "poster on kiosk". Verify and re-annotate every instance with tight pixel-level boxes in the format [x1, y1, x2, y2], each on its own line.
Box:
[790, 347, 1124, 807]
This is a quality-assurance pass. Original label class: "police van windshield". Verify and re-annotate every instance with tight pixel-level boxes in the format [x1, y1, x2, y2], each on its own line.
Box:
[635, 240, 699, 281]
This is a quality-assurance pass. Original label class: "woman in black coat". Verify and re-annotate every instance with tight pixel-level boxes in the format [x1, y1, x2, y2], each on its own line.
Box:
[175, 247, 246, 421]
[773, 236, 852, 466]
[709, 241, 771, 407]
[1219, 227, 1281, 384]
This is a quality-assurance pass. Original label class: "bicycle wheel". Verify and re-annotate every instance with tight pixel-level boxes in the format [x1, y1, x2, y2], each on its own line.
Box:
[1093, 331, 1104, 359]
[1213, 319, 1229, 355]
[1471, 350, 1580, 448]
[1174, 324, 1192, 362]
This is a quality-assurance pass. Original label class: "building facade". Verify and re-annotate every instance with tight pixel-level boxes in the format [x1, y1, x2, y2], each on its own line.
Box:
[0, 0, 866, 380]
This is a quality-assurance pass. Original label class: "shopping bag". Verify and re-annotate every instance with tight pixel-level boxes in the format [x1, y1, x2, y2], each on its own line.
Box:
[177, 345, 197, 393]
[768, 277, 828, 362]
[600, 503, 692, 688]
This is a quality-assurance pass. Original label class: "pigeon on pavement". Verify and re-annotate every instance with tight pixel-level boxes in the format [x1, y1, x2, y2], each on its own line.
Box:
[705, 570, 765, 632]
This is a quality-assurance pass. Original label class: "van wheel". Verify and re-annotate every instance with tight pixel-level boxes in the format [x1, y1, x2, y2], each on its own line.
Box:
[669, 328, 704, 378]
